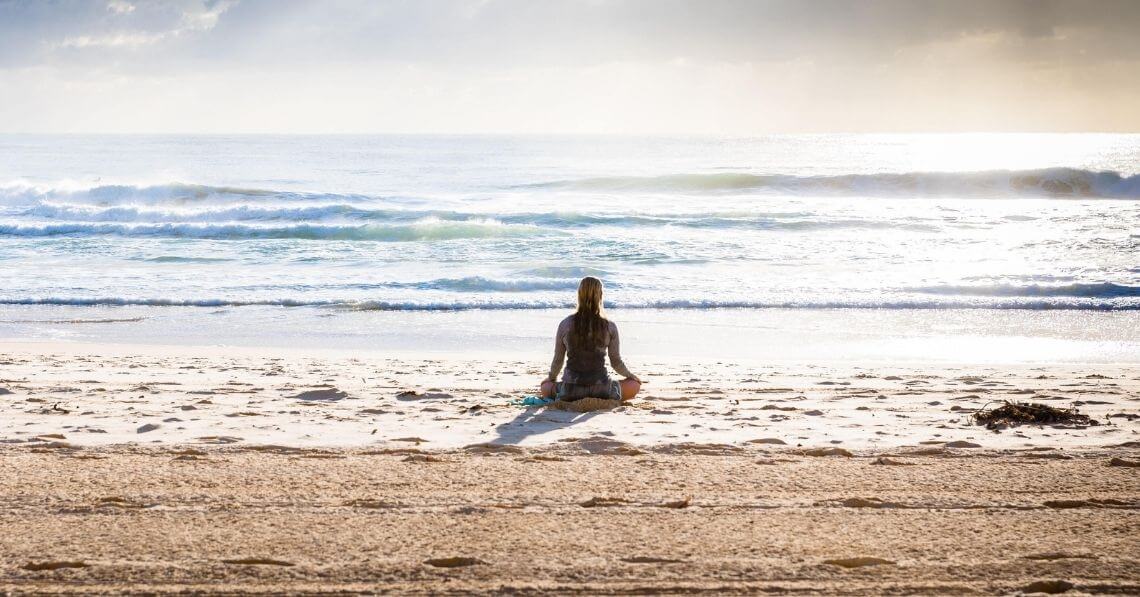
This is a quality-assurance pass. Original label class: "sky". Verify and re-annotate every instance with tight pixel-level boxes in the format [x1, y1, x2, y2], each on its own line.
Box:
[1, 0, 1138, 134]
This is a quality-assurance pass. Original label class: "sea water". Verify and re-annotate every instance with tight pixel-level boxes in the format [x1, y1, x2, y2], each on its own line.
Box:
[1, 134, 1137, 362]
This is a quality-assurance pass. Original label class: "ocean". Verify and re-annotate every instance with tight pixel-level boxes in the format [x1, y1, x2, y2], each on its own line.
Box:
[2, 134, 1138, 361]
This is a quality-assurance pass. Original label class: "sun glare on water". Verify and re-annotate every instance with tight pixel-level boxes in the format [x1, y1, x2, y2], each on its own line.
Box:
[874, 133, 1128, 173]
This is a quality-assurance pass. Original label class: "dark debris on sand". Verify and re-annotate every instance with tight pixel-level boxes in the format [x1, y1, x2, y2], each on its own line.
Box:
[971, 401, 1098, 430]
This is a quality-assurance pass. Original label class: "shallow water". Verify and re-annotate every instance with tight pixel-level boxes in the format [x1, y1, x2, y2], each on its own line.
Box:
[3, 306, 1138, 365]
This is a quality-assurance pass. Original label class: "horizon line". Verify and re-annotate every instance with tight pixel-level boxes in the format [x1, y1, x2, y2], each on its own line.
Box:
[1, 130, 1138, 137]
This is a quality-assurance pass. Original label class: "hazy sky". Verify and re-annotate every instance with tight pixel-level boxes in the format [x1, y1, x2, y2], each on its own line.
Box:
[1, 0, 1138, 134]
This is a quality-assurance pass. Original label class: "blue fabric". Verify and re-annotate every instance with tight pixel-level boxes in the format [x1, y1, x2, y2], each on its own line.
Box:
[510, 395, 555, 407]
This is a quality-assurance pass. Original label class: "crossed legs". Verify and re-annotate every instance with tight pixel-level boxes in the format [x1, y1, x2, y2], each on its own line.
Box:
[539, 378, 641, 400]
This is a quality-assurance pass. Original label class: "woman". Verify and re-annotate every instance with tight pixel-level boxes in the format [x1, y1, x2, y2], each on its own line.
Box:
[541, 277, 642, 401]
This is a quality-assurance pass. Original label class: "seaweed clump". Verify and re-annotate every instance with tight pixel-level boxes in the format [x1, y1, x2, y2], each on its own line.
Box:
[972, 401, 1097, 430]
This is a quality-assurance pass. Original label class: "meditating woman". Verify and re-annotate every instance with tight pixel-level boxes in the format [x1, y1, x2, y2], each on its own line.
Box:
[541, 276, 642, 401]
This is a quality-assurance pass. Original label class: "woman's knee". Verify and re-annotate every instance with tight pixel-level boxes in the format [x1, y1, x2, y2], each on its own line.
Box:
[620, 378, 641, 400]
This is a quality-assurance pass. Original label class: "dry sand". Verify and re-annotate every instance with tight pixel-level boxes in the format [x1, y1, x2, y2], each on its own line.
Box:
[2, 342, 1138, 450]
[1, 342, 1138, 594]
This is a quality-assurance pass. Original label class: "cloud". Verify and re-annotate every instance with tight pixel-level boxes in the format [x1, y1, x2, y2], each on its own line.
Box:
[58, 31, 165, 49]
[5, 0, 1139, 69]
[179, 0, 233, 31]
[0, 0, 1137, 133]
[107, 1, 135, 15]
[1, 0, 236, 59]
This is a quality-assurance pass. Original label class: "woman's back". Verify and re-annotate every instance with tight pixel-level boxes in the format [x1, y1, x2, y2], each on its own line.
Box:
[560, 315, 611, 384]
[550, 315, 632, 385]
[541, 276, 641, 402]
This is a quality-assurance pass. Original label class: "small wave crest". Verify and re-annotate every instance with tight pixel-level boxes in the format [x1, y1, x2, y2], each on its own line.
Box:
[520, 168, 1140, 198]
[515, 266, 612, 278]
[0, 181, 294, 206]
[411, 276, 585, 292]
[14, 203, 940, 233]
[140, 256, 234, 264]
[20, 203, 381, 223]
[6, 167, 1138, 210]
[0, 219, 547, 241]
[909, 282, 1140, 299]
[2, 294, 1135, 310]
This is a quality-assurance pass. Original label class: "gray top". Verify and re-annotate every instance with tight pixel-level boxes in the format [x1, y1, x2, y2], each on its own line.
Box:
[548, 315, 634, 382]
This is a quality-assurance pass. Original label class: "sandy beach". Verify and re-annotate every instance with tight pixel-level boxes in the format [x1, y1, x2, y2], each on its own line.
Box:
[2, 341, 1138, 594]
[5, 1, 1140, 592]
[2, 340, 1138, 450]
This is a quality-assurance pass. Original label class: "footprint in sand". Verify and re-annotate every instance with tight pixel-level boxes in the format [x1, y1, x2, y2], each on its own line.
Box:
[97, 496, 149, 509]
[870, 457, 915, 466]
[291, 388, 348, 401]
[464, 443, 523, 455]
[402, 454, 444, 463]
[1043, 498, 1133, 509]
[343, 499, 396, 509]
[823, 557, 895, 568]
[1023, 553, 1097, 561]
[21, 561, 89, 571]
[1020, 580, 1074, 594]
[798, 447, 853, 457]
[621, 556, 684, 564]
[834, 497, 906, 509]
[397, 390, 454, 401]
[197, 435, 243, 444]
[579, 496, 629, 508]
[222, 558, 294, 566]
[424, 557, 483, 568]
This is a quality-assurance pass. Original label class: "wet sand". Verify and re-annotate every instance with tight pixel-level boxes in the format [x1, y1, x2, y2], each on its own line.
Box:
[1, 342, 1138, 593]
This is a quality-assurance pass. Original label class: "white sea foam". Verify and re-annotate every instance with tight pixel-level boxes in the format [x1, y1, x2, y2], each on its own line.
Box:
[4, 167, 1139, 210]
[0, 219, 546, 241]
[0, 281, 1135, 312]
[0, 291, 1135, 310]
[11, 203, 942, 233]
[523, 168, 1140, 198]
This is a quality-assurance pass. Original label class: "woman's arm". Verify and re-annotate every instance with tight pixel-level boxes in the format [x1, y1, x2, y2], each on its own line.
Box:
[547, 318, 569, 381]
[607, 322, 637, 380]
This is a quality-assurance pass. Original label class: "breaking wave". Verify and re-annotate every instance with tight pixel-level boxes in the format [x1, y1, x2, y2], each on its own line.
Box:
[4, 168, 1139, 211]
[10, 202, 941, 233]
[0, 181, 349, 206]
[911, 282, 1140, 299]
[1, 292, 1136, 311]
[522, 168, 1140, 198]
[0, 220, 546, 241]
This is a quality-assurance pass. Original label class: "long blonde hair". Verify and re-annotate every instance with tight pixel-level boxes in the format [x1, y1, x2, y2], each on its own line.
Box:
[570, 276, 608, 352]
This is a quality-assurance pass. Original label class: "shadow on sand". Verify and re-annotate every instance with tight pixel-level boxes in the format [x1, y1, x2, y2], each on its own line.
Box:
[490, 406, 604, 445]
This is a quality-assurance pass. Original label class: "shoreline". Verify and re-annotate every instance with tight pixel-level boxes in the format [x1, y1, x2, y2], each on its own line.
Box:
[4, 305, 1140, 366]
